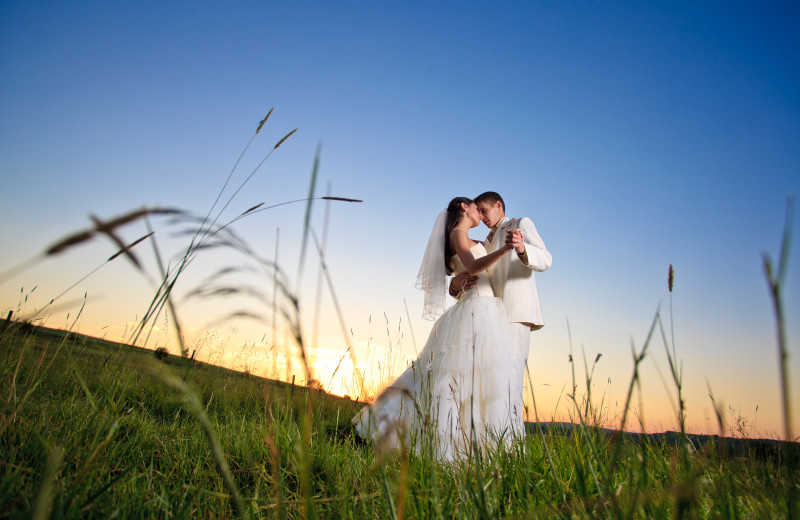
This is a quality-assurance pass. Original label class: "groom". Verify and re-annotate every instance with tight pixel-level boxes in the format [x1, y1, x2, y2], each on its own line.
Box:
[449, 191, 552, 437]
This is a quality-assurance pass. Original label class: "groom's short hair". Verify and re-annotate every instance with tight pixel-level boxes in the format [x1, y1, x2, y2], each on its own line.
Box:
[474, 191, 505, 212]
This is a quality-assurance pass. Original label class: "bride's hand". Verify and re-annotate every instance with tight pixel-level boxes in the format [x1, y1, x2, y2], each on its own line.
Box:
[502, 230, 516, 252]
[504, 229, 522, 252]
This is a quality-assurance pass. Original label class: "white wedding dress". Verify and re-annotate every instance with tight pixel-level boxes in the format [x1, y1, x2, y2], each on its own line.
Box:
[352, 243, 520, 462]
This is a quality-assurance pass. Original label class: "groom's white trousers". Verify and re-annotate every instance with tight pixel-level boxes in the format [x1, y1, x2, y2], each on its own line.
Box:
[509, 322, 531, 439]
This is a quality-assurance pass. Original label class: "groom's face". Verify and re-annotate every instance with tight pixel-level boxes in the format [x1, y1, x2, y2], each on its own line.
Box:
[476, 200, 504, 228]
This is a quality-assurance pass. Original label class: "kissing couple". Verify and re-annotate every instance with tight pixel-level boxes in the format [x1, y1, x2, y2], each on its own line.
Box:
[353, 191, 552, 462]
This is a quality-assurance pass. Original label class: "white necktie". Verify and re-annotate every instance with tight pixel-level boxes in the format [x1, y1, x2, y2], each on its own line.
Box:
[486, 226, 499, 247]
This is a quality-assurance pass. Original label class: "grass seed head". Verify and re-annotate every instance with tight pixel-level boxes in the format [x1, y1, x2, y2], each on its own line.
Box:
[322, 196, 363, 203]
[273, 128, 297, 149]
[256, 107, 274, 135]
[45, 230, 96, 256]
[668, 264, 675, 293]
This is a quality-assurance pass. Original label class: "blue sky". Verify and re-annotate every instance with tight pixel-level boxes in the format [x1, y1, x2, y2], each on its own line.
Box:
[1, 1, 798, 436]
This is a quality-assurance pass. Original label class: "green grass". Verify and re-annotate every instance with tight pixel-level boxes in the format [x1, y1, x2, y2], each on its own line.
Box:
[1, 324, 796, 519]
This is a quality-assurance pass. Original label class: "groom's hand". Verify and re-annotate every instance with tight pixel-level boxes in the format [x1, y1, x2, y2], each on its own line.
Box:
[449, 271, 478, 297]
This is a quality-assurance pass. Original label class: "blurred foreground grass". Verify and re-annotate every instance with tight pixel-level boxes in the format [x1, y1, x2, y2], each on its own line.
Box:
[1, 324, 796, 519]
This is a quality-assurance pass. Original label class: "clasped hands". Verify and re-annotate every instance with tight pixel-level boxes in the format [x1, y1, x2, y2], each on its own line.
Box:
[505, 228, 525, 254]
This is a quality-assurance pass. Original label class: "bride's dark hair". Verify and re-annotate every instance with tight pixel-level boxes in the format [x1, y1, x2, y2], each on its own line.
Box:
[444, 196, 473, 274]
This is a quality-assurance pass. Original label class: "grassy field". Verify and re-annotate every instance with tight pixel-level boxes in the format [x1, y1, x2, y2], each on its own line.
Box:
[1, 323, 796, 519]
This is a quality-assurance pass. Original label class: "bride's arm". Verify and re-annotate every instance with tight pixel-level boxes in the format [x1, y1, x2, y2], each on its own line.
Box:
[450, 229, 512, 275]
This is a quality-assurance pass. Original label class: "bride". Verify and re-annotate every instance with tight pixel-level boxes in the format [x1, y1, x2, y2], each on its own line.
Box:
[352, 197, 521, 461]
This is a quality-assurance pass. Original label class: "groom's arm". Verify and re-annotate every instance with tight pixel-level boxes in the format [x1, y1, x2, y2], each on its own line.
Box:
[449, 271, 479, 297]
[513, 217, 552, 272]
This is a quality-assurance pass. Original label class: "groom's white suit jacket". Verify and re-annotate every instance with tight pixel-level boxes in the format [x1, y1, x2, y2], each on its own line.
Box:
[485, 216, 552, 330]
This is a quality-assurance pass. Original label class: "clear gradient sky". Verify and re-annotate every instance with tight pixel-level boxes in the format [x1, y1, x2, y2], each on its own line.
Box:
[1, 1, 798, 437]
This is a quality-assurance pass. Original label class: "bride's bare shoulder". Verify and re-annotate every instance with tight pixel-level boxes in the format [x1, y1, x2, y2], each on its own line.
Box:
[449, 229, 480, 250]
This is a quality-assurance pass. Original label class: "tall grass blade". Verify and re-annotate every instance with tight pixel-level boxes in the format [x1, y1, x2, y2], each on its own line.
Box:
[297, 145, 320, 292]
[762, 195, 796, 518]
[273, 228, 280, 367]
[107, 231, 154, 262]
[32, 445, 64, 520]
[309, 229, 365, 398]
[149, 362, 247, 519]
[403, 298, 418, 356]
[380, 464, 398, 520]
[526, 364, 565, 503]
[607, 310, 658, 473]
[762, 195, 795, 443]
[139, 216, 187, 356]
[311, 183, 333, 358]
